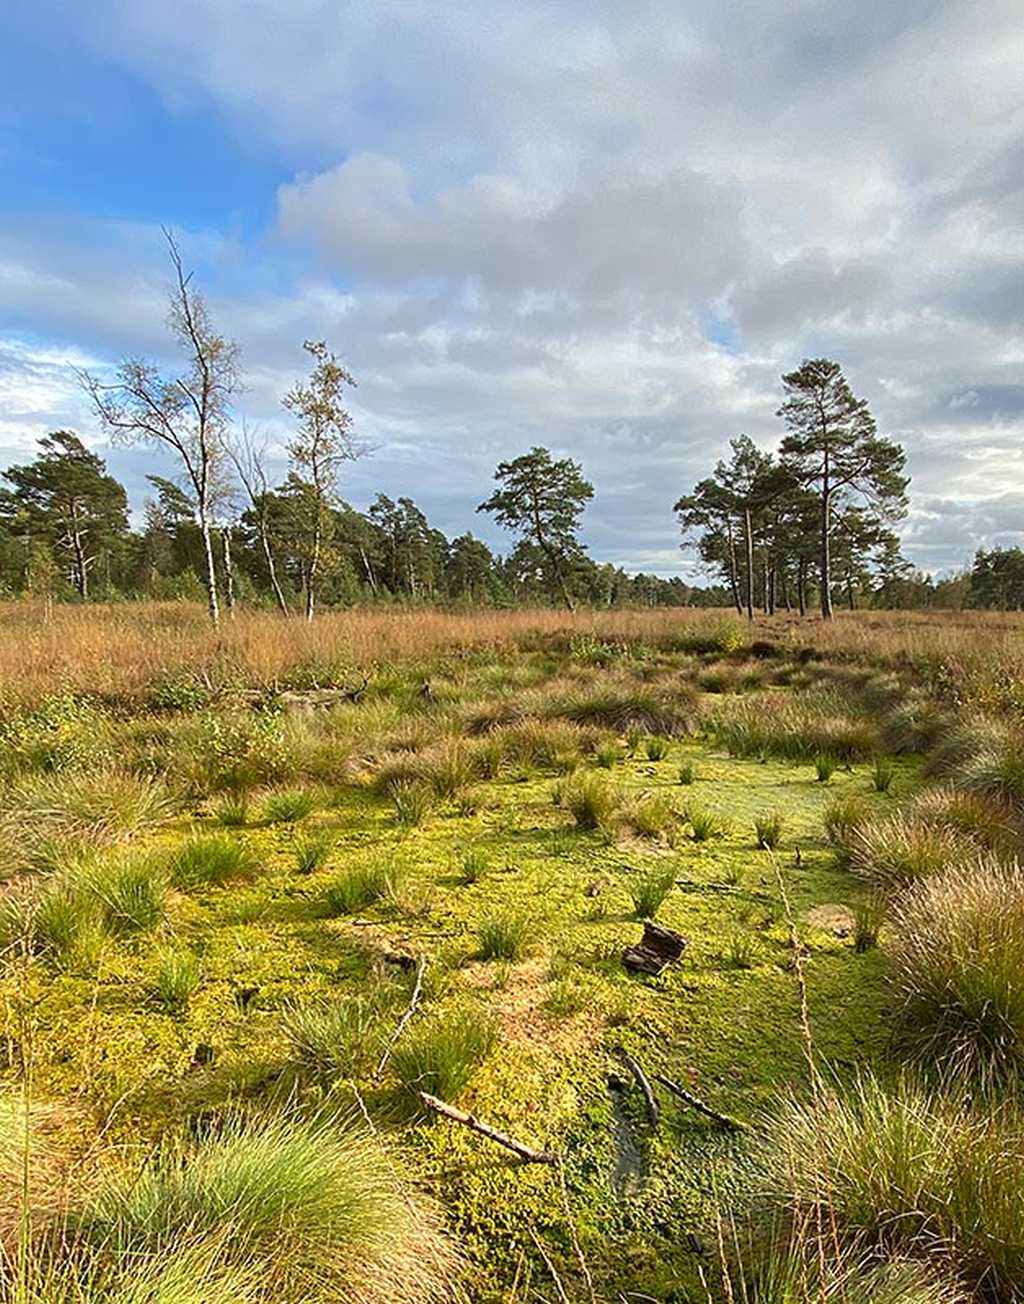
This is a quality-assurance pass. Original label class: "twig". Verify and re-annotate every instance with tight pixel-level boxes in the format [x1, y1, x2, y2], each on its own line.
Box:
[417, 1092, 558, 1164]
[613, 1046, 659, 1130]
[375, 955, 425, 1077]
[529, 1227, 570, 1304]
[650, 1073, 746, 1132]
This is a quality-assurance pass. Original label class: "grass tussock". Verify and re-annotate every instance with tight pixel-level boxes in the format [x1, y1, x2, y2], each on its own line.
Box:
[154, 946, 201, 1010]
[628, 865, 676, 918]
[754, 811, 784, 850]
[282, 995, 390, 1079]
[712, 691, 880, 764]
[753, 1074, 1024, 1298]
[554, 771, 618, 831]
[390, 1008, 498, 1100]
[847, 815, 978, 889]
[823, 794, 872, 865]
[887, 858, 1024, 1083]
[322, 859, 406, 916]
[168, 833, 260, 890]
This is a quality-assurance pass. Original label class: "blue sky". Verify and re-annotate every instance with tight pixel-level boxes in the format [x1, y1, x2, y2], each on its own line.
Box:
[2, 0, 1023, 576]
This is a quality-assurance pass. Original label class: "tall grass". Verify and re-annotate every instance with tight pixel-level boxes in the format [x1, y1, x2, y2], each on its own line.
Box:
[555, 771, 618, 831]
[322, 859, 406, 915]
[847, 816, 977, 888]
[628, 865, 676, 918]
[887, 858, 1024, 1082]
[282, 996, 388, 1079]
[167, 833, 260, 890]
[74, 1117, 459, 1303]
[477, 913, 531, 960]
[390, 1009, 497, 1100]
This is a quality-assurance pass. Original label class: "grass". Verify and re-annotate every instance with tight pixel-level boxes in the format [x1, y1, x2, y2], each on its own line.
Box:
[754, 811, 784, 850]
[391, 780, 436, 827]
[814, 752, 838, 783]
[823, 794, 872, 865]
[617, 790, 677, 840]
[847, 815, 977, 888]
[261, 786, 318, 823]
[685, 802, 724, 841]
[753, 1074, 1024, 1298]
[212, 794, 249, 826]
[154, 946, 200, 1010]
[628, 865, 676, 918]
[457, 845, 489, 884]
[644, 735, 671, 761]
[390, 1008, 498, 1100]
[323, 858, 405, 915]
[678, 760, 695, 785]
[477, 911, 532, 960]
[872, 755, 897, 793]
[291, 828, 335, 874]
[887, 858, 1024, 1082]
[281, 995, 388, 1079]
[167, 832, 260, 889]
[555, 770, 617, 831]
[73, 1116, 459, 1304]
[595, 740, 619, 769]
[83, 853, 168, 935]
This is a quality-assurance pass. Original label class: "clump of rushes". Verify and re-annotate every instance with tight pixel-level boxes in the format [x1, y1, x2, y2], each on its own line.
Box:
[555, 771, 618, 831]
[625, 725, 644, 755]
[292, 829, 335, 875]
[848, 815, 976, 889]
[852, 894, 886, 953]
[168, 833, 259, 890]
[212, 795, 249, 826]
[391, 780, 435, 828]
[477, 911, 531, 960]
[644, 736, 671, 761]
[323, 859, 405, 916]
[0, 879, 106, 966]
[909, 785, 1014, 852]
[629, 865, 676, 918]
[823, 794, 872, 866]
[686, 802, 723, 842]
[618, 791, 676, 840]
[457, 845, 488, 884]
[73, 1116, 460, 1304]
[752, 1074, 1024, 1298]
[390, 1008, 498, 1100]
[84, 852, 168, 935]
[678, 760, 695, 785]
[755, 811, 784, 850]
[282, 994, 388, 1079]
[154, 946, 201, 1010]
[814, 753, 838, 783]
[262, 787, 317, 824]
[732, 1239, 966, 1304]
[872, 755, 896, 793]
[887, 858, 1024, 1082]
[595, 741, 619, 769]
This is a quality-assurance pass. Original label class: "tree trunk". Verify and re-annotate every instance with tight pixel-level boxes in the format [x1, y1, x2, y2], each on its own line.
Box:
[199, 503, 220, 627]
[726, 520, 742, 615]
[779, 565, 791, 612]
[260, 519, 290, 616]
[768, 563, 776, 616]
[743, 507, 755, 621]
[221, 525, 236, 618]
[797, 559, 807, 617]
[71, 533, 88, 600]
[306, 514, 321, 621]
[820, 492, 833, 620]
[846, 570, 856, 611]
[360, 547, 378, 596]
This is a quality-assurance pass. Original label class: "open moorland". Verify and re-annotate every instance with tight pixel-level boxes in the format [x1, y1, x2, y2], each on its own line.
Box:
[3, 603, 1024, 1302]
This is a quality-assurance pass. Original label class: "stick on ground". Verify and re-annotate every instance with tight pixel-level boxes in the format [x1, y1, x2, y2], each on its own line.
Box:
[613, 1046, 659, 1130]
[375, 955, 425, 1078]
[417, 1092, 558, 1164]
[651, 1072, 746, 1131]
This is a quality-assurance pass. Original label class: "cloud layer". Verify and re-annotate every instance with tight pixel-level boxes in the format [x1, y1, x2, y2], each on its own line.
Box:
[2, 0, 1023, 574]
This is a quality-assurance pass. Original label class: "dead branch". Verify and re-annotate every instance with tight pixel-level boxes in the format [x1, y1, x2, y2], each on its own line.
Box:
[613, 1047, 659, 1130]
[417, 1092, 558, 1164]
[375, 955, 425, 1078]
[651, 1073, 746, 1132]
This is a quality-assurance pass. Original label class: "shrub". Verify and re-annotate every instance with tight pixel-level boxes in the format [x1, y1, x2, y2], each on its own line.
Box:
[887, 858, 1024, 1082]
[292, 829, 335, 875]
[847, 816, 976, 889]
[477, 912, 531, 960]
[872, 756, 897, 793]
[678, 760, 695, 785]
[628, 865, 675, 918]
[755, 811, 784, 850]
[391, 781, 436, 828]
[262, 787, 317, 824]
[752, 1075, 1024, 1298]
[814, 753, 838, 783]
[323, 859, 405, 916]
[282, 995, 389, 1079]
[391, 1008, 497, 1100]
[168, 833, 259, 890]
[556, 771, 618, 831]
[686, 803, 723, 842]
[154, 947, 200, 1010]
[74, 1117, 459, 1304]
[644, 736, 671, 761]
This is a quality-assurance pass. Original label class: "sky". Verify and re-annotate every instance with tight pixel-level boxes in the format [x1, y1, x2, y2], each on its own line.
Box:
[1, 0, 1023, 579]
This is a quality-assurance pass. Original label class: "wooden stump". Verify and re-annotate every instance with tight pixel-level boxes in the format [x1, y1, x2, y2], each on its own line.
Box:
[622, 921, 687, 975]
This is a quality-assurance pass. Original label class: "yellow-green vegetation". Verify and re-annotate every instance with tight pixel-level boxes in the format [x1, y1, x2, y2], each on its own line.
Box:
[5, 605, 1024, 1301]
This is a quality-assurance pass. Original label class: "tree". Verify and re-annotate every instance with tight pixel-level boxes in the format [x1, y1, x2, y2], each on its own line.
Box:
[778, 358, 908, 620]
[78, 229, 239, 624]
[477, 447, 593, 610]
[674, 477, 744, 614]
[709, 435, 779, 620]
[226, 424, 290, 616]
[446, 533, 495, 603]
[1, 431, 128, 599]
[282, 340, 360, 620]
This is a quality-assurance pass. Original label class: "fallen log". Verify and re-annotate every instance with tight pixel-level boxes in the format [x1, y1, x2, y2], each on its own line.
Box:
[417, 1092, 558, 1164]
[622, 921, 687, 976]
[651, 1072, 746, 1132]
[613, 1046, 659, 1130]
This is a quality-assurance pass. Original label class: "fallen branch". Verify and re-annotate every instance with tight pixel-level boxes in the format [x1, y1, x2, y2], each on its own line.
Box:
[651, 1072, 746, 1132]
[375, 955, 426, 1078]
[417, 1092, 558, 1164]
[674, 878, 772, 902]
[613, 1047, 659, 1130]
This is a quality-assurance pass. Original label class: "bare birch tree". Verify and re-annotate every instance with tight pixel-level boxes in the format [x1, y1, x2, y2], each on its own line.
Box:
[225, 422, 290, 616]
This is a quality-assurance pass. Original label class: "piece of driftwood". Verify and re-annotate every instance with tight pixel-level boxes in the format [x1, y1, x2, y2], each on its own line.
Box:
[622, 921, 687, 975]
[375, 956, 425, 1078]
[614, 1047, 659, 1129]
[417, 1092, 558, 1164]
[651, 1072, 746, 1132]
